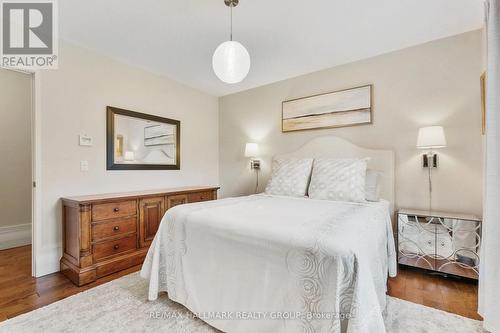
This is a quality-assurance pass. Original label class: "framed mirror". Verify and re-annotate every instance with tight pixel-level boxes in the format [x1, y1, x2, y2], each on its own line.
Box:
[106, 106, 180, 170]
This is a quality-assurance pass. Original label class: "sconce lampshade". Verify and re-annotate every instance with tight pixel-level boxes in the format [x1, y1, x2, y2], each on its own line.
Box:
[244, 143, 259, 157]
[416, 126, 447, 149]
[124, 151, 135, 161]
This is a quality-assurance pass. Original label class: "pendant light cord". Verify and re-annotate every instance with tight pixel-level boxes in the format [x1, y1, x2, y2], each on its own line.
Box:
[230, 4, 233, 41]
[428, 155, 433, 212]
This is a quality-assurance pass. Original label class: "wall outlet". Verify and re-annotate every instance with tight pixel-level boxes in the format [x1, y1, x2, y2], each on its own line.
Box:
[80, 160, 89, 172]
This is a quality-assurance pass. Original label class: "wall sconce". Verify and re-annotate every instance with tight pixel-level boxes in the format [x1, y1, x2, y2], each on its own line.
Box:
[245, 143, 260, 193]
[416, 126, 447, 167]
[244, 143, 260, 170]
[416, 126, 447, 211]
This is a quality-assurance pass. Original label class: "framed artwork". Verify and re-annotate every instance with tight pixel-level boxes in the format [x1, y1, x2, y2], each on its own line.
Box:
[106, 106, 180, 170]
[481, 72, 486, 135]
[282, 85, 373, 132]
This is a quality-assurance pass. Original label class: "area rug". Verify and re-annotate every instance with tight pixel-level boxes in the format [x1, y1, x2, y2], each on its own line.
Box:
[0, 272, 485, 333]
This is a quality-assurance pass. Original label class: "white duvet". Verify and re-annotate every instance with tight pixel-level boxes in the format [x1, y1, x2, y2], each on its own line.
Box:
[140, 194, 397, 333]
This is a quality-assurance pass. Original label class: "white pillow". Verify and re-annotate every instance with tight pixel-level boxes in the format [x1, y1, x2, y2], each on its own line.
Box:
[365, 169, 381, 202]
[308, 158, 368, 203]
[265, 158, 314, 197]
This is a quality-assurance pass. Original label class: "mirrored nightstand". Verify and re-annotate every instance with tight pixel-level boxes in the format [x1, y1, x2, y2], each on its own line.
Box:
[397, 209, 481, 279]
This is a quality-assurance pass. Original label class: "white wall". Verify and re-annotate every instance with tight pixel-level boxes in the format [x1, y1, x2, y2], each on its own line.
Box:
[219, 30, 484, 217]
[36, 42, 219, 276]
[0, 69, 32, 249]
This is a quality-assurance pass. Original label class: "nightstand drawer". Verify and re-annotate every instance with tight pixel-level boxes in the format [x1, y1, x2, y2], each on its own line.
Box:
[397, 209, 481, 279]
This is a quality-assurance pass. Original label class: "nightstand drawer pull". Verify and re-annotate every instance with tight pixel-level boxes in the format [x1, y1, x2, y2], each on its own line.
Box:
[113, 244, 120, 250]
[113, 226, 120, 231]
[113, 207, 120, 212]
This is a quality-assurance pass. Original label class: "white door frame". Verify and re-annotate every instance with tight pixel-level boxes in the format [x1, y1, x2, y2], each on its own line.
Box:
[2, 67, 42, 277]
[31, 70, 42, 277]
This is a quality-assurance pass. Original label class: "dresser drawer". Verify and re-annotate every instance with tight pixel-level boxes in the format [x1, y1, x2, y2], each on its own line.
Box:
[92, 217, 137, 241]
[93, 235, 137, 261]
[167, 194, 188, 209]
[187, 191, 213, 203]
[92, 200, 137, 221]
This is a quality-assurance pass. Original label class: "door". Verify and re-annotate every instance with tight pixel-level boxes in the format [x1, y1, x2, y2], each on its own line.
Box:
[0, 69, 32, 252]
[139, 197, 165, 248]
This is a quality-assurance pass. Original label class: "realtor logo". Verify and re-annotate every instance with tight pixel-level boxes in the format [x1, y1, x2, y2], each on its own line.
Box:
[1, 0, 58, 69]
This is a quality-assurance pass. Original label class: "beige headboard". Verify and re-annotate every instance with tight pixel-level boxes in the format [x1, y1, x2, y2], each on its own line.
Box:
[276, 135, 395, 212]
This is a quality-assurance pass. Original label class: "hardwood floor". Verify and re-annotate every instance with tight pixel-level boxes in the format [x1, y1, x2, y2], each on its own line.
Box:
[0, 245, 481, 323]
[388, 266, 482, 320]
[0, 245, 141, 322]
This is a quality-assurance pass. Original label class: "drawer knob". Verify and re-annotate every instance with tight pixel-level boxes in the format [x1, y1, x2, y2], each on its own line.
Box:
[113, 208, 120, 212]
[113, 244, 120, 250]
[113, 226, 120, 231]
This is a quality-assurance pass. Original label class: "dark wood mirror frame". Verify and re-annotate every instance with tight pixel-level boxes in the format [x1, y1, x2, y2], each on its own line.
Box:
[106, 106, 181, 170]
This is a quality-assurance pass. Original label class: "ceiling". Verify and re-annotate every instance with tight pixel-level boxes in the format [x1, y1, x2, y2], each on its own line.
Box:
[59, 0, 484, 96]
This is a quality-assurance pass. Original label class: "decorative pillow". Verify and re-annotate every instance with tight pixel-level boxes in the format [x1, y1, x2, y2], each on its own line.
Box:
[264, 158, 314, 197]
[365, 169, 381, 202]
[308, 158, 368, 203]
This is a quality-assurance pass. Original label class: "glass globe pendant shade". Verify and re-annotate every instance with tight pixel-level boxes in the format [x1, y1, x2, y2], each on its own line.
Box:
[212, 40, 250, 84]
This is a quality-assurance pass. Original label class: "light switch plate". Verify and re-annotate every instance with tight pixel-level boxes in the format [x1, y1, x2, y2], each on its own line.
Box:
[79, 134, 93, 146]
[80, 160, 89, 172]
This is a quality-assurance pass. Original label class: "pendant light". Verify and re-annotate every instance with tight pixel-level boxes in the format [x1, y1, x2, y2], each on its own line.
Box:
[212, 0, 250, 84]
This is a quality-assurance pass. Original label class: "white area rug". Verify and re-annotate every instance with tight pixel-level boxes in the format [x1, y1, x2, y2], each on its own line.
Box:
[0, 272, 485, 333]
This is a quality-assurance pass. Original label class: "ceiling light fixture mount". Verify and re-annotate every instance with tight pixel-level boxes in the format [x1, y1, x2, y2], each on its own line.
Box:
[212, 0, 250, 84]
[224, 0, 239, 7]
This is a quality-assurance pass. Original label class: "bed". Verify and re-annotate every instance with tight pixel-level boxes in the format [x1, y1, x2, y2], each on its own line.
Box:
[141, 136, 397, 333]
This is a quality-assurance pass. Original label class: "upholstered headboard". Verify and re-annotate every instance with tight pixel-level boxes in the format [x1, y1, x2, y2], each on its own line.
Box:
[276, 136, 395, 212]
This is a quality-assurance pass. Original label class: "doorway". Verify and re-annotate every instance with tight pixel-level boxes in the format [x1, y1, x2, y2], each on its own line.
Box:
[0, 68, 34, 274]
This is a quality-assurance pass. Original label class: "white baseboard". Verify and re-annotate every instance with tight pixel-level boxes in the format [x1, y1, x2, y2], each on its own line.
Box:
[0, 223, 32, 250]
[35, 244, 62, 277]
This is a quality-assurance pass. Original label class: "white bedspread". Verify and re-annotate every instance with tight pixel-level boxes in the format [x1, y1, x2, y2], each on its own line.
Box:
[140, 194, 397, 333]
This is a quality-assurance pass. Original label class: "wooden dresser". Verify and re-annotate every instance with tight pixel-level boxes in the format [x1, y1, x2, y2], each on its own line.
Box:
[60, 186, 219, 286]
